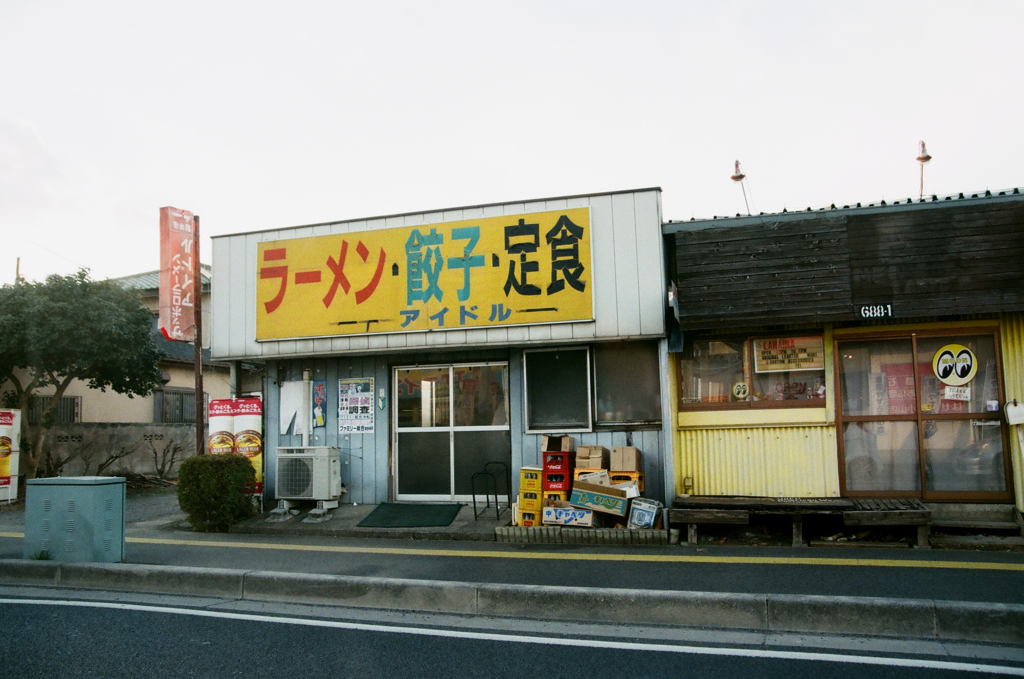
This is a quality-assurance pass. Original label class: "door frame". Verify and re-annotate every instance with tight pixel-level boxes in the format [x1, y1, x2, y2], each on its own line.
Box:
[392, 361, 511, 502]
[834, 327, 1013, 502]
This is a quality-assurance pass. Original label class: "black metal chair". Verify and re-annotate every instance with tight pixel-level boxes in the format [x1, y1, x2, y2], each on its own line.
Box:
[471, 461, 511, 520]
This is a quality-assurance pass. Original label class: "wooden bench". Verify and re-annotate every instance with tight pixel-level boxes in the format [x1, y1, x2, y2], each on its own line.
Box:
[670, 496, 932, 548]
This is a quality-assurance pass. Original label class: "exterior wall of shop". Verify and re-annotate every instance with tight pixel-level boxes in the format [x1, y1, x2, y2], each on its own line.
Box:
[214, 189, 672, 504]
[671, 327, 841, 498]
[211, 190, 665, 361]
[265, 346, 667, 504]
[671, 317, 1023, 502]
[999, 313, 1024, 511]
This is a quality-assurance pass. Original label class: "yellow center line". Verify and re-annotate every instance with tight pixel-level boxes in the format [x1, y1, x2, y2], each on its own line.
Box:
[3, 531, 1022, 570]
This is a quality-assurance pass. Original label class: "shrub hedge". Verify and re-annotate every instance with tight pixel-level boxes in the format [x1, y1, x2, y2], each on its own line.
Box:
[177, 453, 256, 532]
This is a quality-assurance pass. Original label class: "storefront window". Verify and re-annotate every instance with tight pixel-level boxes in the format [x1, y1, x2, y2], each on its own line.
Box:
[453, 365, 509, 427]
[836, 330, 1009, 499]
[395, 368, 450, 428]
[679, 335, 826, 409]
[524, 348, 590, 432]
[838, 339, 916, 417]
[593, 341, 661, 425]
[842, 421, 921, 491]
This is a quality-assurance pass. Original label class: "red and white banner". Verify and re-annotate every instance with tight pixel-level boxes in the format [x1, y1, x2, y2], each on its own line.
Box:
[159, 206, 196, 342]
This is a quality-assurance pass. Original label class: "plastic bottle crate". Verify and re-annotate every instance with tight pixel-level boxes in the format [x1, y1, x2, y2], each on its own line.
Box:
[542, 472, 570, 491]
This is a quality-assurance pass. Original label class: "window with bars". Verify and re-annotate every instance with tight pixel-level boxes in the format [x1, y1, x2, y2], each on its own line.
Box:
[27, 396, 81, 424]
[155, 388, 208, 424]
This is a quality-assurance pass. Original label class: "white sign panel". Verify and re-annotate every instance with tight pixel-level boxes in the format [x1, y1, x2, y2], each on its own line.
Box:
[339, 378, 374, 434]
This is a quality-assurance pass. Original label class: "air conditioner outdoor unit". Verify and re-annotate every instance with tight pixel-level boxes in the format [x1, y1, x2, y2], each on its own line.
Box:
[275, 447, 342, 501]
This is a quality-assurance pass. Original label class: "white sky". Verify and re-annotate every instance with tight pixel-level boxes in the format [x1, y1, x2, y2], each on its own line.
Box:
[2, 1, 1022, 284]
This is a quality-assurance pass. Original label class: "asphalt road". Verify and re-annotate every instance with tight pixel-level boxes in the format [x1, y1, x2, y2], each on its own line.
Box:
[5, 531, 1017, 604]
[3, 594, 1020, 679]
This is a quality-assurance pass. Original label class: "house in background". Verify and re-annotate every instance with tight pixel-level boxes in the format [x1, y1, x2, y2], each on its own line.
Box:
[17, 265, 260, 478]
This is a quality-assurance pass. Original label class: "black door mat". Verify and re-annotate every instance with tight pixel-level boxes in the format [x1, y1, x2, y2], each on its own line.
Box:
[357, 502, 464, 528]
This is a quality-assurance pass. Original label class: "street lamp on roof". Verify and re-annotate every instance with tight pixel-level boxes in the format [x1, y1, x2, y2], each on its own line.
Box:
[916, 141, 932, 200]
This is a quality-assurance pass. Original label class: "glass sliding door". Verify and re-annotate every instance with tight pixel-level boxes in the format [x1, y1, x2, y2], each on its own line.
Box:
[836, 331, 1011, 501]
[394, 363, 511, 501]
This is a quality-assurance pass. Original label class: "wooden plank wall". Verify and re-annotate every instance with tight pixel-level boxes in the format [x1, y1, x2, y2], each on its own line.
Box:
[672, 197, 1024, 331]
[673, 215, 852, 330]
[847, 200, 1024, 315]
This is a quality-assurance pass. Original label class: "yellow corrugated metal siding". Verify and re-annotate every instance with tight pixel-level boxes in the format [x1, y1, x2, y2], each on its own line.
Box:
[677, 426, 840, 497]
[1000, 313, 1024, 511]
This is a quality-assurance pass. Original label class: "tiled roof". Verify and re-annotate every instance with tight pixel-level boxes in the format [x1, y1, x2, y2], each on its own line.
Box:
[110, 264, 211, 293]
[664, 187, 1023, 233]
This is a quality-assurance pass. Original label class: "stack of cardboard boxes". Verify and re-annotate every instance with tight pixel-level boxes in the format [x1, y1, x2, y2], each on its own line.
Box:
[513, 436, 663, 530]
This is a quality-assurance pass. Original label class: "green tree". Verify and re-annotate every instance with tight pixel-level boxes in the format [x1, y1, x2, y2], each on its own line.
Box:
[0, 270, 164, 480]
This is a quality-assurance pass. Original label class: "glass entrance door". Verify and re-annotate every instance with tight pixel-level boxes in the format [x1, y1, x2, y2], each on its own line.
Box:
[836, 331, 1011, 500]
[394, 363, 511, 501]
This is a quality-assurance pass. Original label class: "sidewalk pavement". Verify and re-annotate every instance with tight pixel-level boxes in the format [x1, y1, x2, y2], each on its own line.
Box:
[1, 489, 1023, 646]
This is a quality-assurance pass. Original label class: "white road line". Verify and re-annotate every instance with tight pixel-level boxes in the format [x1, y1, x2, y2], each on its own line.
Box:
[3, 597, 1022, 675]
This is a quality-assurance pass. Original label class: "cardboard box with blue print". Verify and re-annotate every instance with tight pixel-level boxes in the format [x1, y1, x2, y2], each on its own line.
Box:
[542, 501, 599, 527]
[627, 497, 663, 529]
[568, 479, 640, 517]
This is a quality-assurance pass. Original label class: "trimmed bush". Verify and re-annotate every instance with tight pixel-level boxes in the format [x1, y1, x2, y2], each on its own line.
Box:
[177, 454, 257, 532]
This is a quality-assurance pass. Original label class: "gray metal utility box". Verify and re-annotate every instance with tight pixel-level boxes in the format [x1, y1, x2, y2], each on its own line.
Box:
[24, 476, 126, 562]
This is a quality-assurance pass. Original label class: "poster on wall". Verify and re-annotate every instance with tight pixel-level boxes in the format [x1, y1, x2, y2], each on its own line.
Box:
[256, 208, 594, 340]
[339, 378, 374, 434]
[753, 337, 824, 373]
[312, 380, 327, 429]
[207, 398, 264, 494]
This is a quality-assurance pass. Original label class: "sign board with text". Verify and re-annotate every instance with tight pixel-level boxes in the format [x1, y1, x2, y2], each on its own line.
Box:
[159, 206, 196, 342]
[256, 208, 593, 340]
[753, 337, 825, 373]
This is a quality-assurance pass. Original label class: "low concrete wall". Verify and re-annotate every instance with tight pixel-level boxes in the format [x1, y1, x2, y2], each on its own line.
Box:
[1, 560, 1021, 645]
[42, 423, 200, 478]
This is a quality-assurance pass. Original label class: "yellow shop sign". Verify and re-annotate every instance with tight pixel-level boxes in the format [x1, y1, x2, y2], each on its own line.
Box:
[256, 208, 593, 340]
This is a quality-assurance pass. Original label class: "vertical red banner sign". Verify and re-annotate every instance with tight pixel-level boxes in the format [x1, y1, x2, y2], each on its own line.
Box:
[159, 206, 196, 342]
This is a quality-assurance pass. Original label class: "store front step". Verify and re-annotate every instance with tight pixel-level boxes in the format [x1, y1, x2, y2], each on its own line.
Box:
[929, 534, 1024, 551]
[495, 526, 674, 545]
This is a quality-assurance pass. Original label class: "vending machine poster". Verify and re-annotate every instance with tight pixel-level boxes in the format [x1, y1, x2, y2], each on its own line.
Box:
[0, 410, 14, 487]
[338, 378, 374, 434]
[312, 380, 327, 429]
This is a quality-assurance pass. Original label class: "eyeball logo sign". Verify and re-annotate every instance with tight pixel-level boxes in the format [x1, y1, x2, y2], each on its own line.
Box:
[932, 344, 977, 386]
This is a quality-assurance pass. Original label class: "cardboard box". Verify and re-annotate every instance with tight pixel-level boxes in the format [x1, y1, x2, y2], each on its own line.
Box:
[519, 466, 543, 492]
[576, 469, 611, 486]
[569, 479, 640, 517]
[542, 501, 597, 527]
[627, 497, 663, 529]
[541, 435, 575, 452]
[610, 446, 642, 472]
[575, 445, 609, 469]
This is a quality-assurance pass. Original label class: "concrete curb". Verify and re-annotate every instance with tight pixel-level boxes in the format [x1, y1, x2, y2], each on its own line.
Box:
[1, 560, 1020, 645]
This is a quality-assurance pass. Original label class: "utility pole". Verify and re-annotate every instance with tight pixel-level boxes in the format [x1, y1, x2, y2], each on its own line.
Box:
[193, 215, 205, 455]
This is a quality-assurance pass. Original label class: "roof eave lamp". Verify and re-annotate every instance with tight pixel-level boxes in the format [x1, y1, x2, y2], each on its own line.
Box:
[916, 141, 932, 200]
[731, 160, 751, 215]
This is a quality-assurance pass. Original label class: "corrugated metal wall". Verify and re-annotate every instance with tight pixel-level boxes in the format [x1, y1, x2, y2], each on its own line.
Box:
[211, 189, 665, 361]
[1000, 313, 1024, 511]
[267, 347, 669, 504]
[676, 426, 840, 498]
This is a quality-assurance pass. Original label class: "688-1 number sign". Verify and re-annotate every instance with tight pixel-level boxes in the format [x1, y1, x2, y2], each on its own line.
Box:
[859, 304, 892, 319]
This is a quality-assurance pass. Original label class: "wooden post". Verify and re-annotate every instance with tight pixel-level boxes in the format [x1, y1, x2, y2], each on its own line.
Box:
[193, 215, 204, 455]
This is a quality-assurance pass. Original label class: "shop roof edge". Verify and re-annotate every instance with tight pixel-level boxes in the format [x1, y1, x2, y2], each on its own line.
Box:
[662, 187, 1024, 234]
[212, 187, 663, 240]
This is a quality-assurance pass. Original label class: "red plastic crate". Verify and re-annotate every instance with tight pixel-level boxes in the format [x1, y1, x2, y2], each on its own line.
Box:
[543, 451, 575, 472]
[542, 471, 571, 491]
